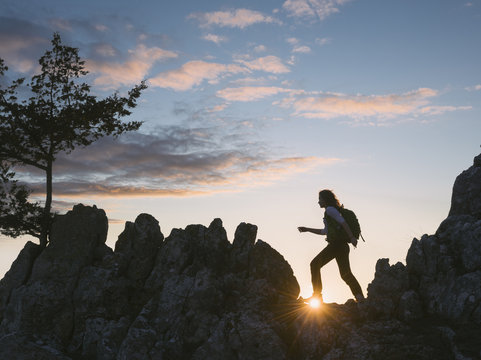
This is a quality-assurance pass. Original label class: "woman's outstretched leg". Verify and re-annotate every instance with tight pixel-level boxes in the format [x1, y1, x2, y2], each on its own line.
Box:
[335, 244, 364, 301]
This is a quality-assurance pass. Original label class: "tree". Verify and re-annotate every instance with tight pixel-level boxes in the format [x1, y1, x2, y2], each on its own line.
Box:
[0, 33, 147, 247]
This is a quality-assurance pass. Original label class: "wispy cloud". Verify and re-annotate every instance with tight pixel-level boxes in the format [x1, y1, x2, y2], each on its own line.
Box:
[286, 37, 311, 53]
[293, 45, 311, 53]
[417, 105, 472, 116]
[188, 8, 281, 29]
[49, 18, 73, 31]
[149, 56, 289, 91]
[0, 18, 49, 72]
[202, 33, 228, 44]
[283, 0, 350, 21]
[86, 44, 178, 88]
[207, 103, 229, 112]
[254, 45, 267, 53]
[286, 37, 299, 45]
[149, 60, 246, 91]
[316, 37, 331, 47]
[91, 43, 118, 57]
[217, 86, 290, 101]
[22, 128, 336, 198]
[465, 84, 481, 91]
[278, 88, 471, 124]
[235, 55, 290, 74]
[229, 76, 278, 86]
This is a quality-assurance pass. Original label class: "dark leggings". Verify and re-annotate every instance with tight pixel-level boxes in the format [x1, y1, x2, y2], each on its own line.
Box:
[310, 242, 363, 297]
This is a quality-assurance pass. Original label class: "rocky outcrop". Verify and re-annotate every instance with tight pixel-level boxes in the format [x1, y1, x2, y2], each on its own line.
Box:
[360, 153, 481, 358]
[0, 205, 300, 359]
[449, 153, 481, 219]
[0, 153, 480, 359]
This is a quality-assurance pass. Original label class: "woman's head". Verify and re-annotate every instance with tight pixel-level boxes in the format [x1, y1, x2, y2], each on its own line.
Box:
[318, 189, 341, 208]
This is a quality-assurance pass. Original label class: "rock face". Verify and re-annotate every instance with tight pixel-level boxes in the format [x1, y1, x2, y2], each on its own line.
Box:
[449, 153, 481, 219]
[0, 153, 480, 359]
[0, 206, 300, 360]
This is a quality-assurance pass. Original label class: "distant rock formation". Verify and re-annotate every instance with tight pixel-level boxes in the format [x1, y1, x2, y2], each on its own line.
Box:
[0, 153, 480, 359]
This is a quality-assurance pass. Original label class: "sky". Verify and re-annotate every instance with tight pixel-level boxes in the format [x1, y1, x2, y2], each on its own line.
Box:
[0, 0, 480, 303]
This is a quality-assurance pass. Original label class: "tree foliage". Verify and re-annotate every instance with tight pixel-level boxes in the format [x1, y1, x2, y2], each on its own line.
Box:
[0, 162, 43, 238]
[0, 33, 147, 246]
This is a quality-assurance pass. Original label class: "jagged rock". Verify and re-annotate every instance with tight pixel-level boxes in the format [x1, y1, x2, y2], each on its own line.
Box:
[449, 153, 481, 219]
[1, 153, 481, 359]
[404, 216, 481, 324]
[364, 259, 410, 319]
[0, 241, 41, 323]
[117, 219, 299, 359]
[0, 334, 72, 360]
[397, 290, 423, 322]
[231, 222, 257, 273]
[115, 213, 163, 284]
[0, 204, 108, 347]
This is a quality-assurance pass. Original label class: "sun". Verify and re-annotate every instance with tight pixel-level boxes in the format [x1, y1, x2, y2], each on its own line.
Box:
[309, 297, 322, 309]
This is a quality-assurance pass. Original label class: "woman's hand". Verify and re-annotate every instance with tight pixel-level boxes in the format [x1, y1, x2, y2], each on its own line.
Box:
[298, 227, 325, 235]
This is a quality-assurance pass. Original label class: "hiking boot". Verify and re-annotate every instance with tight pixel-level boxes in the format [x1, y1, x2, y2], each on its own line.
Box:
[305, 294, 323, 304]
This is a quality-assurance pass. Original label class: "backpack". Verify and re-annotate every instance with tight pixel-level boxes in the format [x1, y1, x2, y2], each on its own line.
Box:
[338, 207, 365, 243]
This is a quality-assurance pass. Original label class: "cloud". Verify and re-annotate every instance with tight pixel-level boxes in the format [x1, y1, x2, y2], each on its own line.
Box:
[286, 37, 299, 45]
[279, 88, 471, 124]
[235, 55, 290, 74]
[286, 37, 311, 53]
[22, 128, 336, 198]
[87, 44, 178, 88]
[208, 104, 229, 112]
[92, 43, 118, 57]
[465, 84, 481, 91]
[188, 8, 281, 29]
[217, 86, 290, 101]
[283, 0, 350, 21]
[0, 17, 171, 83]
[292, 45, 311, 53]
[229, 76, 278, 86]
[38, 183, 208, 198]
[417, 105, 472, 116]
[49, 18, 73, 31]
[0, 18, 49, 72]
[94, 24, 109, 32]
[202, 33, 228, 44]
[316, 37, 331, 46]
[149, 60, 247, 91]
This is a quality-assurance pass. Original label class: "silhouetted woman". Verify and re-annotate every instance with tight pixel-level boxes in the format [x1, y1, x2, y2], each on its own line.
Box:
[298, 189, 364, 303]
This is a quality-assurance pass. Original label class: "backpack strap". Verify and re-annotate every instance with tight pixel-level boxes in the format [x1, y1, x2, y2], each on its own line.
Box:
[324, 207, 349, 244]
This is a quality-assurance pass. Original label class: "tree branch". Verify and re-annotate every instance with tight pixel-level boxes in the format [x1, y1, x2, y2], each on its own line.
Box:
[0, 151, 48, 171]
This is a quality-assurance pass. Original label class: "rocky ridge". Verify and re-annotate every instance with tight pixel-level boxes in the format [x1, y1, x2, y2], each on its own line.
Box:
[0, 153, 480, 359]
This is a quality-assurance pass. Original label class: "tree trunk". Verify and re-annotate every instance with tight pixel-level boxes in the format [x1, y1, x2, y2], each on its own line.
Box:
[40, 159, 52, 247]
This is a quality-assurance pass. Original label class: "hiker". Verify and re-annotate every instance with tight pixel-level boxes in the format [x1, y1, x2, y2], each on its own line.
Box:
[298, 189, 364, 303]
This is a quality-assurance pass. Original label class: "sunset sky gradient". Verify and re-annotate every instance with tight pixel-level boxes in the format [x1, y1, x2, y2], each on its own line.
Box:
[1, 0, 480, 302]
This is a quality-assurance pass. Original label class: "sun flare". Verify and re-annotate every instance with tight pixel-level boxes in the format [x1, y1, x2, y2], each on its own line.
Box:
[309, 298, 322, 309]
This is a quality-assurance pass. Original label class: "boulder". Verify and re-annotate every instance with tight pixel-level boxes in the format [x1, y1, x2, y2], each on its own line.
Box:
[115, 213, 163, 284]
[0, 241, 42, 323]
[0, 204, 108, 346]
